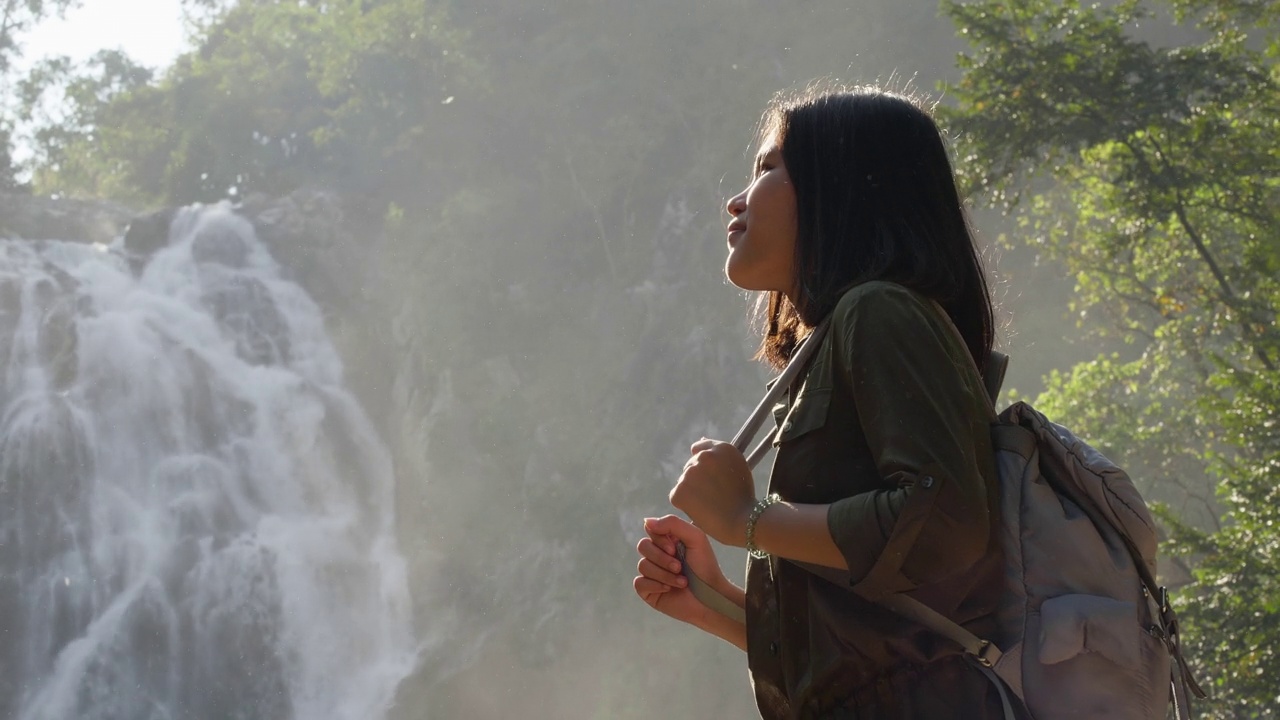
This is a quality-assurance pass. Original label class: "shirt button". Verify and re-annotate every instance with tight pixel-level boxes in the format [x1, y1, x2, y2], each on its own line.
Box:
[782, 421, 793, 432]
[769, 641, 779, 656]
[921, 476, 935, 489]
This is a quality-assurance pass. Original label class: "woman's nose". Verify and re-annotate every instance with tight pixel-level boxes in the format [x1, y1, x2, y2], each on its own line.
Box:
[726, 190, 746, 217]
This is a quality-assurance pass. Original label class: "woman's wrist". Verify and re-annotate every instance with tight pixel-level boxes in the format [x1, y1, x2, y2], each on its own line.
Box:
[744, 500, 851, 572]
[744, 493, 783, 558]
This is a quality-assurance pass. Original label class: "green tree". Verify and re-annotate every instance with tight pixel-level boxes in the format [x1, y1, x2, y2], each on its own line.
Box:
[16, 50, 153, 198]
[0, 125, 20, 190]
[20, 0, 477, 204]
[942, 0, 1280, 715]
[0, 0, 81, 189]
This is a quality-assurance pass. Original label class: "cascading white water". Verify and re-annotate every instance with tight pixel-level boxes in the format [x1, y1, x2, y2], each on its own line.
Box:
[0, 204, 418, 720]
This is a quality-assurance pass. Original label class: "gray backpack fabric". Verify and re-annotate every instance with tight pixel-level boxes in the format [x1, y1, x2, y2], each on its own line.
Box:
[882, 351, 1206, 720]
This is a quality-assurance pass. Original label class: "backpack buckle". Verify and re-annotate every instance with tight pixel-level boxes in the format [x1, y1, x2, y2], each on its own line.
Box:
[1158, 586, 1180, 636]
[974, 639, 1001, 668]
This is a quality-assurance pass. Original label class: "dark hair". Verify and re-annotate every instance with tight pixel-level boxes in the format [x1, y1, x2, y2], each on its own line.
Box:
[751, 86, 995, 374]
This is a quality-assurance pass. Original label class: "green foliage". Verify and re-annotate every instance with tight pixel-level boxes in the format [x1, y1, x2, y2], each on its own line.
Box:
[0, 0, 82, 189]
[0, 124, 21, 191]
[19, 0, 477, 203]
[944, 0, 1280, 714]
[16, 50, 154, 199]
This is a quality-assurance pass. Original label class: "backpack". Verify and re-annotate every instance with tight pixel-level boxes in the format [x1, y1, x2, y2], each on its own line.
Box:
[879, 372, 1206, 720]
[681, 318, 1206, 720]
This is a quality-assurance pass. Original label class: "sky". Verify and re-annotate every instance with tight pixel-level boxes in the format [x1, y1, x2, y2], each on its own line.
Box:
[21, 0, 188, 71]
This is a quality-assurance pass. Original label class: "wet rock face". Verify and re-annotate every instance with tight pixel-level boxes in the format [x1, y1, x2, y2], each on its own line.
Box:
[188, 218, 288, 365]
[0, 248, 84, 392]
[122, 208, 177, 272]
[114, 191, 368, 316]
[239, 189, 371, 312]
[4, 190, 380, 388]
[192, 222, 251, 268]
[0, 193, 135, 245]
[201, 274, 292, 366]
[32, 274, 81, 392]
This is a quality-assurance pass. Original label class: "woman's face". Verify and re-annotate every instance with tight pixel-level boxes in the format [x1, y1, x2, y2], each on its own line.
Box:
[724, 138, 797, 297]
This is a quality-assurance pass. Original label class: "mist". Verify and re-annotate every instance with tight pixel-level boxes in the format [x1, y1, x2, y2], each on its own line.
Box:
[0, 0, 1274, 718]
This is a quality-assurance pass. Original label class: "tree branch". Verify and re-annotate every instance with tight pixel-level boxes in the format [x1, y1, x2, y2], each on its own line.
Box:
[1127, 131, 1277, 371]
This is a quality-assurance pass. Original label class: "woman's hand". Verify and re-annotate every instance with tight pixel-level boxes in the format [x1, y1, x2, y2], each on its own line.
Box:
[668, 439, 756, 548]
[634, 515, 737, 626]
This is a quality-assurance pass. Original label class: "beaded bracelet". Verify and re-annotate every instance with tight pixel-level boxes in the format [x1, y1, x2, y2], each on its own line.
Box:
[745, 493, 783, 559]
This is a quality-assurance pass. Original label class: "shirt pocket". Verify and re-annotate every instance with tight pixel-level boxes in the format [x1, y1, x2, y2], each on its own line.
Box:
[774, 386, 833, 444]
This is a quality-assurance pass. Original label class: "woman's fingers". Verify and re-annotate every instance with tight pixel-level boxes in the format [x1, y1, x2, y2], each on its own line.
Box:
[636, 536, 682, 570]
[636, 514, 723, 625]
[633, 575, 671, 599]
[643, 514, 705, 548]
[635, 534, 689, 601]
[637, 557, 688, 589]
[690, 437, 718, 454]
[641, 528, 677, 556]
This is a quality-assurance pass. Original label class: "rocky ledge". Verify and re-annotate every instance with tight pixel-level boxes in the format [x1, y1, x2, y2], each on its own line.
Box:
[0, 192, 137, 245]
[1, 189, 374, 314]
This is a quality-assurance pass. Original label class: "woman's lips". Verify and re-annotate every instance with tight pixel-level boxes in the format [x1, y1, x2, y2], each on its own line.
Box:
[727, 222, 746, 244]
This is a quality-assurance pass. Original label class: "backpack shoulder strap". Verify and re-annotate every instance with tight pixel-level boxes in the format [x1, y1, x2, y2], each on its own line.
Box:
[927, 299, 1007, 412]
[876, 593, 1020, 719]
[678, 319, 833, 626]
[986, 350, 1009, 407]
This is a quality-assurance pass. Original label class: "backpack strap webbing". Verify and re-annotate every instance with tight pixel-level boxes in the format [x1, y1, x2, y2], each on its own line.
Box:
[877, 593, 1003, 667]
[678, 320, 833, 626]
[985, 350, 1009, 408]
[877, 593, 1019, 720]
[973, 661, 1020, 720]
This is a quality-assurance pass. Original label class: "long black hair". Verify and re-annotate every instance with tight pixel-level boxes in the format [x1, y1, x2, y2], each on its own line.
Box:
[752, 86, 995, 373]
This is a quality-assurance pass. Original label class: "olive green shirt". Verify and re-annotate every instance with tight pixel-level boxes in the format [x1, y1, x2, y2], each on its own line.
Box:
[745, 281, 1006, 719]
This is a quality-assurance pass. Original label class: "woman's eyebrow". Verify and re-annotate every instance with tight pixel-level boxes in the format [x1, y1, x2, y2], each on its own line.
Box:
[753, 148, 773, 174]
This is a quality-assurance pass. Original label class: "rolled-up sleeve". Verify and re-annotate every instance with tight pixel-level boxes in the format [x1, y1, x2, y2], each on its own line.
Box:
[824, 284, 994, 602]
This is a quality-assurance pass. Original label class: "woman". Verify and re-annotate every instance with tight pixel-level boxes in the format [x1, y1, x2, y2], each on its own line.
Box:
[632, 87, 1011, 719]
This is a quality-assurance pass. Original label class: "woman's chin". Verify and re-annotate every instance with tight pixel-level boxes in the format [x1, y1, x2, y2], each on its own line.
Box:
[723, 265, 751, 291]
[724, 272, 769, 294]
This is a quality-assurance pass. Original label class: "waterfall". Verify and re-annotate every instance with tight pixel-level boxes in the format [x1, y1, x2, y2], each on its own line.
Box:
[0, 204, 418, 720]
